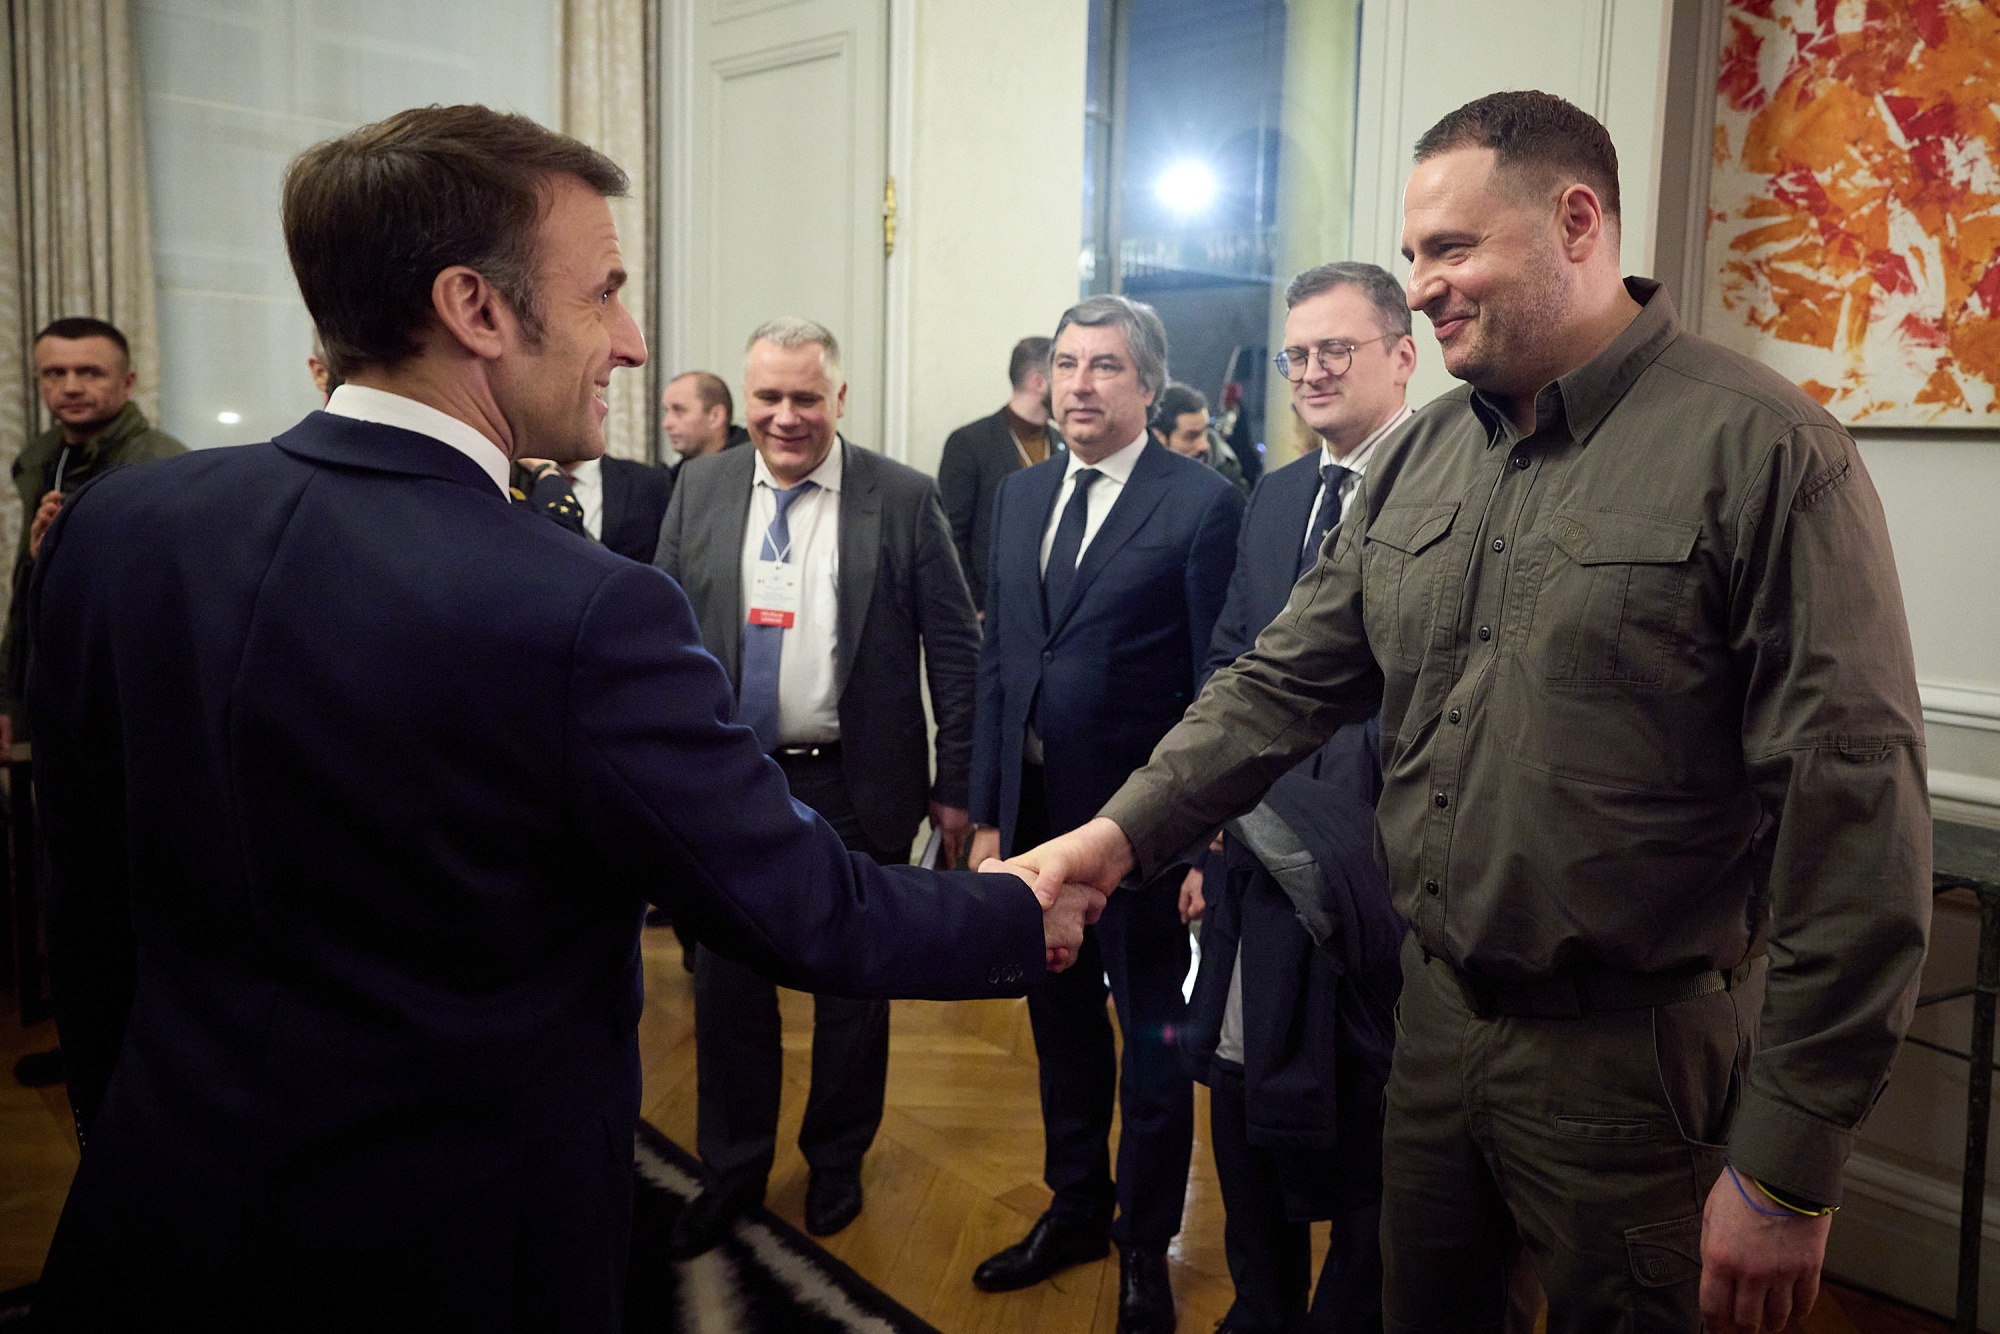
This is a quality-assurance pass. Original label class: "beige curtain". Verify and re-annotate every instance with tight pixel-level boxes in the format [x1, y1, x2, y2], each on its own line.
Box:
[0, 0, 158, 572]
[560, 0, 657, 463]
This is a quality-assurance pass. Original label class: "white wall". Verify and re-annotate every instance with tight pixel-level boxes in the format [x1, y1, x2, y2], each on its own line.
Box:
[894, 0, 1086, 477]
[1352, 0, 1674, 412]
[134, 0, 559, 452]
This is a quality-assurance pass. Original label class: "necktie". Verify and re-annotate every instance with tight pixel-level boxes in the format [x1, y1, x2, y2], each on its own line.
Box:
[1299, 463, 1355, 578]
[1042, 468, 1101, 621]
[737, 480, 817, 752]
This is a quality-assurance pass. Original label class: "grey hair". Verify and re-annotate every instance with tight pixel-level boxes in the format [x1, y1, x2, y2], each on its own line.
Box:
[745, 316, 842, 370]
[1283, 262, 1412, 338]
[1052, 294, 1169, 398]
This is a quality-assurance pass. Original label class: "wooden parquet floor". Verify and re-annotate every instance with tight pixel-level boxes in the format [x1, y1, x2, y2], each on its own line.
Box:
[0, 925, 1962, 1331]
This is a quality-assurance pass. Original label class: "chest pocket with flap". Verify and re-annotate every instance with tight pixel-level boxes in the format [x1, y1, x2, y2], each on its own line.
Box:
[1361, 500, 1459, 671]
[1531, 508, 1700, 687]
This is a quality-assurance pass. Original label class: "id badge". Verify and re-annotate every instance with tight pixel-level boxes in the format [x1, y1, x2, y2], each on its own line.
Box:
[748, 559, 802, 628]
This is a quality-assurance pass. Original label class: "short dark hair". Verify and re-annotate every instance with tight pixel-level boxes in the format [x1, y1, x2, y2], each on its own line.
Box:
[1151, 382, 1208, 434]
[1283, 261, 1412, 338]
[35, 317, 131, 362]
[1052, 294, 1169, 398]
[674, 370, 734, 421]
[1008, 336, 1052, 390]
[282, 104, 627, 379]
[1414, 90, 1621, 223]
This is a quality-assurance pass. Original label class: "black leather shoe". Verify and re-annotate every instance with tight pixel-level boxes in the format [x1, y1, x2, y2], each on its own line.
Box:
[971, 1211, 1110, 1292]
[804, 1169, 864, 1236]
[1117, 1247, 1175, 1334]
[665, 1187, 753, 1259]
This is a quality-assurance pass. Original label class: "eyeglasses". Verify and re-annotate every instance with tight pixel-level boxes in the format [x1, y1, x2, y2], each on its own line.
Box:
[1273, 333, 1400, 382]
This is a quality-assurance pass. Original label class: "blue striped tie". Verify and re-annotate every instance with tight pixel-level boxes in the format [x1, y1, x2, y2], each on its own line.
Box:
[737, 481, 816, 751]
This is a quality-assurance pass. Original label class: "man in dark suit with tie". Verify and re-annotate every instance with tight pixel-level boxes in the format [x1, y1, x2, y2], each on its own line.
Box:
[1178, 261, 1415, 1334]
[24, 104, 1098, 1333]
[937, 335, 1062, 612]
[520, 452, 675, 561]
[966, 295, 1243, 1334]
[655, 315, 981, 1250]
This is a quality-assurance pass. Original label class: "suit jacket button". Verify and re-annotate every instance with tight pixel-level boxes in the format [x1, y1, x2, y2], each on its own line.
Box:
[1041, 650, 1053, 663]
[988, 966, 1003, 985]
[1006, 965, 1023, 984]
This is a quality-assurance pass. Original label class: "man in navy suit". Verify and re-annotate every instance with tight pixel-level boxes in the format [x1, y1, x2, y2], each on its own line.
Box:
[966, 295, 1242, 1334]
[520, 451, 676, 562]
[25, 104, 1098, 1333]
[1179, 261, 1414, 1333]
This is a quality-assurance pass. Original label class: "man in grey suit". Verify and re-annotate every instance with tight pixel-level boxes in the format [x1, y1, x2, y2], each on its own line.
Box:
[654, 316, 982, 1253]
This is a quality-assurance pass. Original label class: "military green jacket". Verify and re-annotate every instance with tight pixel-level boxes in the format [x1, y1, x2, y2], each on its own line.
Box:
[3, 402, 187, 715]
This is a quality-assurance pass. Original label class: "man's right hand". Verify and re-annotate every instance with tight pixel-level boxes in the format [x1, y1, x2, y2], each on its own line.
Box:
[980, 860, 1104, 972]
[1004, 816, 1136, 906]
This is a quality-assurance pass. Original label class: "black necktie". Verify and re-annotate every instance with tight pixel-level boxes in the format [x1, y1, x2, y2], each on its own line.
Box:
[1043, 468, 1101, 620]
[1299, 463, 1355, 577]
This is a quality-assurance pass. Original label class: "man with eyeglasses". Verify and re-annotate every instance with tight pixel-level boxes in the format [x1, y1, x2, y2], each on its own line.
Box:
[1176, 260, 1414, 1334]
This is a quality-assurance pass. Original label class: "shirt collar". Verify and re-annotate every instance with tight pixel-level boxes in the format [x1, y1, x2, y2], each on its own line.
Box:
[1468, 277, 1681, 448]
[1065, 430, 1148, 486]
[1320, 402, 1412, 477]
[753, 435, 845, 494]
[566, 456, 602, 489]
[324, 384, 511, 495]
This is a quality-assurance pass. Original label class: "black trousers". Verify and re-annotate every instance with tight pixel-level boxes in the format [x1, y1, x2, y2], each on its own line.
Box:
[1018, 764, 1193, 1251]
[692, 750, 897, 1202]
[1209, 1062, 1383, 1333]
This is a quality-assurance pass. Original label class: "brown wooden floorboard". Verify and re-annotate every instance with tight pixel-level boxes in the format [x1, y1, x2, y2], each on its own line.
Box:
[0, 928, 1972, 1331]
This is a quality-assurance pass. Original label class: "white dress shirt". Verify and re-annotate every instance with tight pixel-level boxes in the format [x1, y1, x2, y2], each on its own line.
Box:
[566, 457, 604, 540]
[323, 384, 510, 496]
[740, 440, 843, 744]
[1038, 430, 1149, 574]
[1302, 403, 1413, 561]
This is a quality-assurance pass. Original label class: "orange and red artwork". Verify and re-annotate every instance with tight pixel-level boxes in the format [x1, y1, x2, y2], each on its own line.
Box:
[1702, 0, 2000, 425]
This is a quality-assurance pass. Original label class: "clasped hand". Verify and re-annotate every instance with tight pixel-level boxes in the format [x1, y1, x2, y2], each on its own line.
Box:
[972, 816, 1137, 973]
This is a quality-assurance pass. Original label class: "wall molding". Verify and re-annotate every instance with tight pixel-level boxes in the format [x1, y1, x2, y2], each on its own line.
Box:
[1924, 682, 2000, 735]
[1829, 1146, 2000, 1317]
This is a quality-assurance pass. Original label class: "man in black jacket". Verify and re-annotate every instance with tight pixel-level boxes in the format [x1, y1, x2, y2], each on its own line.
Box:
[937, 336, 1061, 611]
[1178, 260, 1415, 1333]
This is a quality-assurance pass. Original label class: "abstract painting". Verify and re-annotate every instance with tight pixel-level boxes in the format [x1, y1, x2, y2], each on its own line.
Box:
[1702, 0, 2000, 426]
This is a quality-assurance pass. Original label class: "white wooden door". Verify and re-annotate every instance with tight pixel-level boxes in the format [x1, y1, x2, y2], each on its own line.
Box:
[672, 0, 889, 447]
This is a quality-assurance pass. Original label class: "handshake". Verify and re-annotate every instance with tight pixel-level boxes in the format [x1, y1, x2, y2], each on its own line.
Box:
[973, 817, 1141, 974]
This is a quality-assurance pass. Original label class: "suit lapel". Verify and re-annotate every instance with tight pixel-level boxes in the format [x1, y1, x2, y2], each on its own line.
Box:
[1012, 458, 1068, 641]
[712, 450, 754, 681]
[1271, 455, 1324, 577]
[832, 440, 879, 704]
[1047, 442, 1172, 640]
[598, 458, 629, 543]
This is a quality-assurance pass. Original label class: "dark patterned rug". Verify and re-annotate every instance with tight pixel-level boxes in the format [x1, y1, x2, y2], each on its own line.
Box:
[0, 1124, 936, 1334]
[628, 1121, 939, 1333]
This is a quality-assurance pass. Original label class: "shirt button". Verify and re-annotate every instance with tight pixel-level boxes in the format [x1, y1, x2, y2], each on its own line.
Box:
[1513, 454, 1530, 470]
[1425, 879, 1440, 896]
[1492, 537, 1506, 552]
[1448, 708, 1462, 724]
[1478, 625, 1492, 641]
[1434, 792, 1449, 809]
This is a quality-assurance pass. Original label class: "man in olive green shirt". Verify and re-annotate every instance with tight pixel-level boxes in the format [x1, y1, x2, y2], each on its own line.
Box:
[3, 317, 187, 749]
[1004, 93, 1929, 1332]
